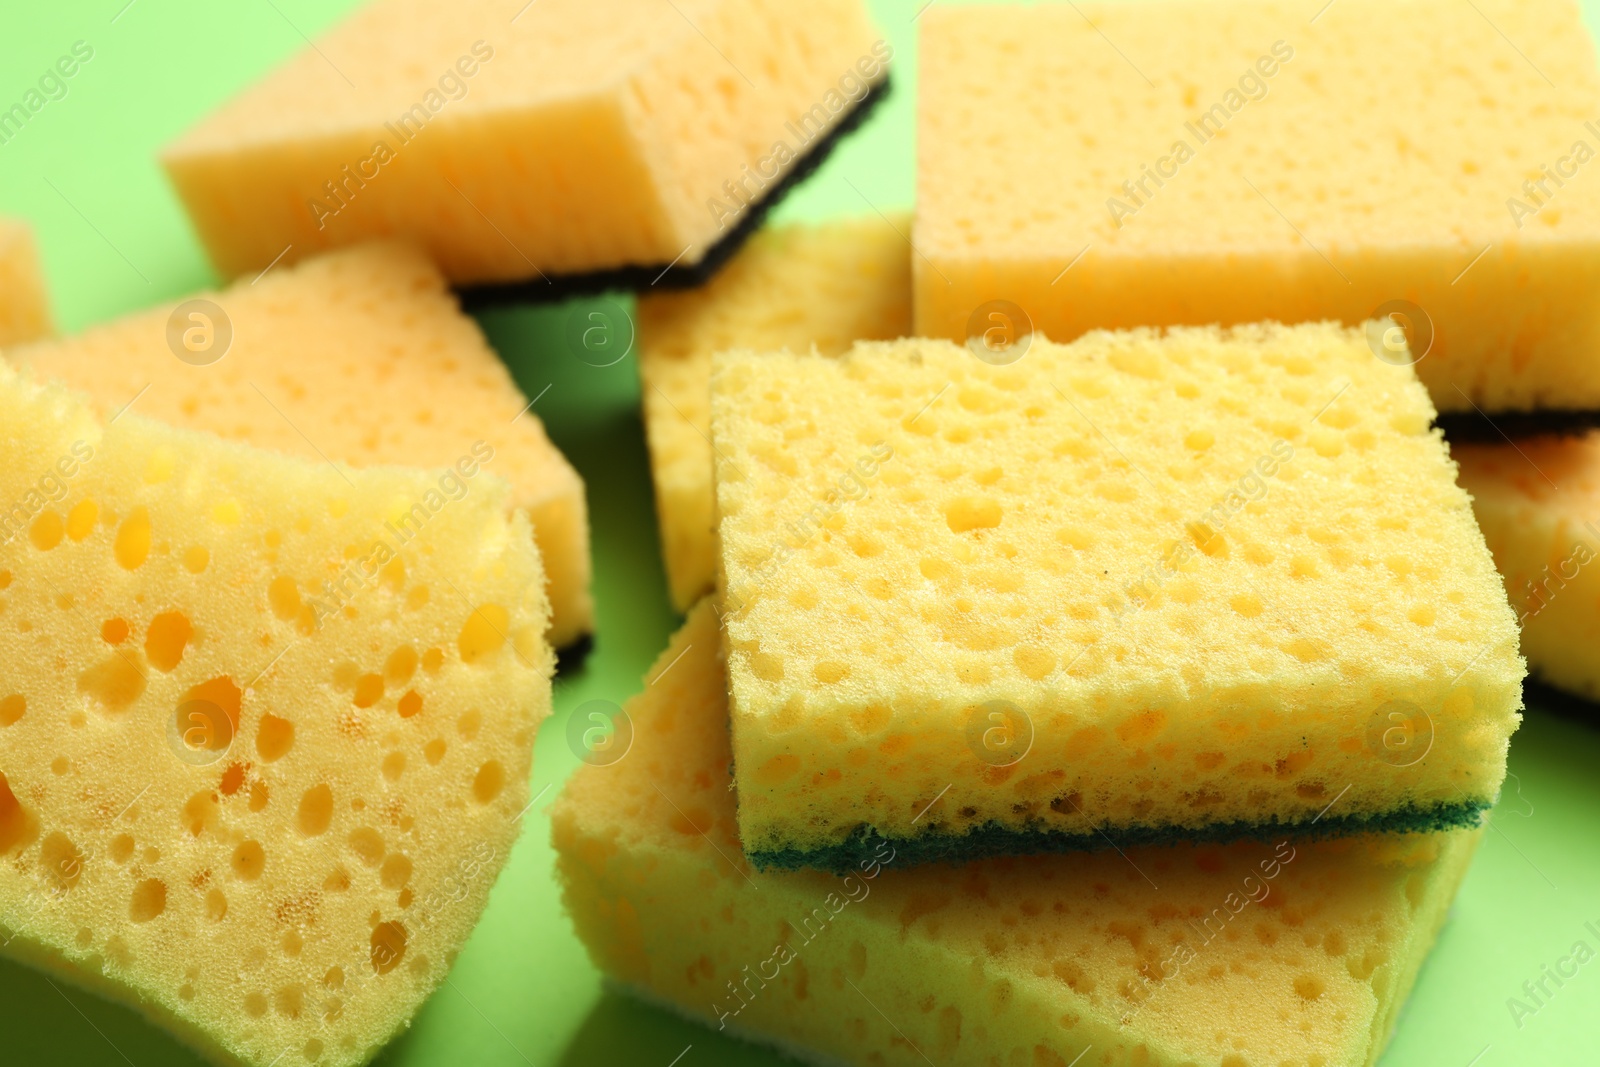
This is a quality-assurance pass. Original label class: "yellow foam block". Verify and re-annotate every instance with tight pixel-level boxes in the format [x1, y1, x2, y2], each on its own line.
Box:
[10, 243, 592, 648]
[638, 216, 912, 611]
[1456, 432, 1600, 699]
[712, 324, 1522, 868]
[554, 603, 1484, 1067]
[162, 0, 886, 284]
[0, 218, 53, 347]
[0, 362, 552, 1067]
[916, 0, 1600, 413]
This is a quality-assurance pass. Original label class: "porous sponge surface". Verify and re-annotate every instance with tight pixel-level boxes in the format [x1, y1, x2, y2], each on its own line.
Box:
[0, 363, 552, 1067]
[0, 218, 52, 347]
[1456, 433, 1600, 700]
[638, 216, 912, 610]
[711, 324, 1522, 864]
[915, 0, 1600, 413]
[10, 243, 592, 648]
[162, 0, 883, 282]
[553, 604, 1484, 1067]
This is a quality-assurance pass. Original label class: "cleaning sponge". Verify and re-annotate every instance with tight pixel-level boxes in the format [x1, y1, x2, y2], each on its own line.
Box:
[0, 362, 552, 1067]
[10, 242, 592, 648]
[712, 324, 1523, 870]
[1455, 432, 1600, 700]
[554, 602, 1485, 1067]
[637, 215, 912, 610]
[916, 0, 1600, 413]
[162, 0, 887, 290]
[0, 218, 52, 347]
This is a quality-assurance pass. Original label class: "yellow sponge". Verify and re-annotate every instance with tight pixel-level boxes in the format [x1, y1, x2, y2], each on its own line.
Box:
[162, 0, 886, 285]
[1456, 433, 1600, 700]
[0, 362, 551, 1067]
[712, 324, 1522, 869]
[637, 216, 911, 610]
[10, 243, 592, 648]
[916, 0, 1600, 413]
[0, 218, 52, 347]
[554, 603, 1484, 1067]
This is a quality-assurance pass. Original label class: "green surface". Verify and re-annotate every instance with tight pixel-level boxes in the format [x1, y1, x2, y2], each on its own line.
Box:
[1, 1, 1598, 1065]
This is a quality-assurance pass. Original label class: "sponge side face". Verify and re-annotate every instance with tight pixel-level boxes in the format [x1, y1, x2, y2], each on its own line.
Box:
[916, 0, 1600, 413]
[161, 0, 884, 283]
[553, 604, 1484, 1067]
[0, 365, 552, 1067]
[637, 217, 912, 610]
[10, 243, 592, 648]
[711, 325, 1522, 867]
[1455, 433, 1600, 700]
[0, 219, 53, 347]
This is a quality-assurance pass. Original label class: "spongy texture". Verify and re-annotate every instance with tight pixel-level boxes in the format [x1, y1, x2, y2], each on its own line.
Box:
[637, 216, 912, 610]
[0, 218, 52, 347]
[10, 243, 591, 648]
[1456, 432, 1600, 700]
[915, 0, 1600, 413]
[0, 363, 552, 1067]
[162, 0, 885, 284]
[553, 603, 1485, 1067]
[710, 324, 1523, 866]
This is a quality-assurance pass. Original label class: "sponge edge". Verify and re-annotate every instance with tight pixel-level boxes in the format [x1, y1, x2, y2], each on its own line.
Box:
[637, 216, 912, 610]
[711, 325, 1523, 869]
[554, 602, 1485, 1067]
[160, 0, 887, 284]
[0, 363, 552, 1067]
[9, 242, 592, 648]
[0, 218, 53, 347]
[1454, 432, 1600, 700]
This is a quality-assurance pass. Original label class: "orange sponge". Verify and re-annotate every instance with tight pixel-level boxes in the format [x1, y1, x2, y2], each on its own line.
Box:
[0, 218, 52, 347]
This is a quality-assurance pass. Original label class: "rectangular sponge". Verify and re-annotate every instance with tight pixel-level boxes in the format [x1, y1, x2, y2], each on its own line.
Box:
[554, 602, 1485, 1067]
[0, 217, 52, 347]
[916, 0, 1600, 413]
[637, 216, 911, 611]
[0, 361, 552, 1067]
[1456, 432, 1600, 701]
[10, 242, 592, 648]
[162, 0, 885, 285]
[711, 324, 1523, 870]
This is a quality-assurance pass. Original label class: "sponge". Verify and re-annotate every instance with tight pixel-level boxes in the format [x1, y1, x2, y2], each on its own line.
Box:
[0, 362, 551, 1066]
[711, 324, 1523, 870]
[1455, 432, 1600, 700]
[637, 216, 912, 610]
[0, 218, 52, 347]
[162, 0, 887, 290]
[916, 0, 1600, 414]
[554, 602, 1485, 1067]
[10, 243, 592, 648]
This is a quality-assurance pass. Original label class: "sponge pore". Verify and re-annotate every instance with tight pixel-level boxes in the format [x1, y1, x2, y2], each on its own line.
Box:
[711, 324, 1523, 869]
[0, 363, 552, 1067]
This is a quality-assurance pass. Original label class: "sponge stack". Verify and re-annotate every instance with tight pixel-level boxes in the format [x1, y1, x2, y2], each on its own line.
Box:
[554, 602, 1485, 1067]
[0, 363, 552, 1067]
[711, 325, 1523, 870]
[916, 0, 1600, 414]
[163, 0, 887, 288]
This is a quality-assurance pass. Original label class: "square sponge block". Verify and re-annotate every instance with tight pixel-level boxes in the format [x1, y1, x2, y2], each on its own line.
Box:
[553, 602, 1485, 1067]
[916, 0, 1600, 413]
[1455, 432, 1600, 700]
[637, 215, 912, 611]
[0, 361, 552, 1067]
[711, 324, 1523, 870]
[0, 217, 52, 347]
[162, 0, 885, 285]
[10, 242, 592, 648]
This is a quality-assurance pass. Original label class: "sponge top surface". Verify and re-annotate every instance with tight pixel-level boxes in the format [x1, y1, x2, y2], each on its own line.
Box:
[712, 324, 1519, 717]
[918, 0, 1600, 258]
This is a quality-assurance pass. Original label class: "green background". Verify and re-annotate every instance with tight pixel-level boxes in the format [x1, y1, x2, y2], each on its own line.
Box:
[1, 1, 1598, 1064]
